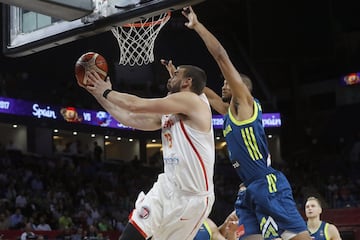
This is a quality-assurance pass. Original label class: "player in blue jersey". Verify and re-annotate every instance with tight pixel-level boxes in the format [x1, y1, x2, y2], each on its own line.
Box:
[194, 211, 239, 240]
[182, 6, 312, 240]
[305, 197, 342, 240]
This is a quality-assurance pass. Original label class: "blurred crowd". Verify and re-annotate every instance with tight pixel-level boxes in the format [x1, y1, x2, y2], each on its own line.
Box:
[1, 71, 360, 240]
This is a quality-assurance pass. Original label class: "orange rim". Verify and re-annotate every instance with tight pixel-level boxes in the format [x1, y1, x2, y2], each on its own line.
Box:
[122, 11, 171, 28]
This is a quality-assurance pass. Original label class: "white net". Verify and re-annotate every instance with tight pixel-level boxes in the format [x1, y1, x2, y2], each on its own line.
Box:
[111, 11, 171, 66]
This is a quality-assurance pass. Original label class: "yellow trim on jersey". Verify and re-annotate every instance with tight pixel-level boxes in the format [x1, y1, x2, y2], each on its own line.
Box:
[203, 220, 212, 239]
[228, 99, 258, 126]
[324, 223, 330, 240]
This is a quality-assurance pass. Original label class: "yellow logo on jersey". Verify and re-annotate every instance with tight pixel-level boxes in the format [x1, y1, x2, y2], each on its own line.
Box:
[260, 216, 279, 238]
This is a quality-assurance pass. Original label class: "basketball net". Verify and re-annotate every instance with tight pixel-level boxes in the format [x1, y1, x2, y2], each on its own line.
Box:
[111, 11, 171, 66]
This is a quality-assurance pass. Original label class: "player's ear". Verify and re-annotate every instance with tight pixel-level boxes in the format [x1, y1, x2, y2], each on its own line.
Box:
[182, 77, 192, 88]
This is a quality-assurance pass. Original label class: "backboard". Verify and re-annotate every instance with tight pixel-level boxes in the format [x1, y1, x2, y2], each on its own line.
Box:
[1, 0, 205, 57]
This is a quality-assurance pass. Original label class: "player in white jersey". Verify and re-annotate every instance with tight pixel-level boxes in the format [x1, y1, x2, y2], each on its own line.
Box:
[83, 62, 215, 240]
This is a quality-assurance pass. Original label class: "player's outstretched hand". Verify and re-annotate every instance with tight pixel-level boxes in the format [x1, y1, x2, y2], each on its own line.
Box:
[182, 6, 198, 29]
[85, 70, 112, 98]
[160, 59, 176, 78]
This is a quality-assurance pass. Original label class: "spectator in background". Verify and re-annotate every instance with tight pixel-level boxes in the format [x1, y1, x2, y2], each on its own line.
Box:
[305, 196, 342, 240]
[85, 224, 99, 240]
[97, 218, 110, 232]
[56, 226, 72, 240]
[58, 211, 73, 230]
[30, 176, 44, 193]
[9, 208, 24, 229]
[6, 139, 19, 151]
[20, 222, 36, 240]
[36, 215, 52, 231]
[0, 73, 7, 97]
[15, 190, 28, 209]
[71, 227, 83, 240]
[36, 235, 45, 240]
[93, 141, 103, 162]
[0, 141, 6, 156]
[0, 212, 10, 230]
[326, 176, 338, 206]
[349, 131, 360, 170]
[6, 182, 17, 202]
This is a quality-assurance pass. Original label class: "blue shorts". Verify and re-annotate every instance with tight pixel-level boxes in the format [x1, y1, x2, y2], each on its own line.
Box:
[235, 170, 307, 240]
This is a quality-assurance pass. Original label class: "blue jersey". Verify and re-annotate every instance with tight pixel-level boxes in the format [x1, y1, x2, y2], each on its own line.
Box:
[309, 221, 330, 240]
[194, 221, 211, 240]
[225, 98, 308, 239]
[223, 98, 274, 185]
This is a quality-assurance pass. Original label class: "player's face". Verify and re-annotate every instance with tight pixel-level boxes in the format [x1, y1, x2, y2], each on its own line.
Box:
[305, 200, 321, 218]
[222, 80, 232, 103]
[167, 68, 186, 94]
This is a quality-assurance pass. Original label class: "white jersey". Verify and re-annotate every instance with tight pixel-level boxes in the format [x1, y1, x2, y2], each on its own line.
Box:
[161, 93, 215, 194]
[129, 93, 215, 240]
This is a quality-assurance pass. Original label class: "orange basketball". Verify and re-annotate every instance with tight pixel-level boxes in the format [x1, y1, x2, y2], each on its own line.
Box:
[75, 52, 108, 87]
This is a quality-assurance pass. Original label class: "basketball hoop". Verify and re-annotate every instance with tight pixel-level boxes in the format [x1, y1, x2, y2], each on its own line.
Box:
[111, 11, 171, 66]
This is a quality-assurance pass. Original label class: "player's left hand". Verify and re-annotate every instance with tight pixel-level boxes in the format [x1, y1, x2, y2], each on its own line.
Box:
[161, 59, 176, 78]
[182, 6, 198, 29]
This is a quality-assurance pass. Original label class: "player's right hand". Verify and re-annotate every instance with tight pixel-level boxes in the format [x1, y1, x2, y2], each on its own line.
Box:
[85, 71, 112, 98]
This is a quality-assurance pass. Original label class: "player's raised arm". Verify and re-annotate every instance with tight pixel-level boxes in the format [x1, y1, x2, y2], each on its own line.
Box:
[183, 6, 254, 120]
[203, 86, 228, 115]
[161, 59, 228, 115]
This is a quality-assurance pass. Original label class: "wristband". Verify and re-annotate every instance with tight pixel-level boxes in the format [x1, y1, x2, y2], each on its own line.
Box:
[103, 89, 112, 99]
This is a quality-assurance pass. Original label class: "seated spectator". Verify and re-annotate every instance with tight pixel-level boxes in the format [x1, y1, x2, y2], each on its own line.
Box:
[36, 215, 52, 231]
[20, 222, 36, 240]
[0, 212, 10, 230]
[56, 227, 72, 240]
[9, 208, 24, 229]
[58, 211, 73, 230]
[97, 218, 110, 232]
[71, 227, 83, 240]
[85, 224, 99, 240]
[15, 190, 28, 209]
[6, 139, 20, 151]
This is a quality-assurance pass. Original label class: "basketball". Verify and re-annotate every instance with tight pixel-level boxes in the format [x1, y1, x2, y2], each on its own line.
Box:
[75, 52, 108, 87]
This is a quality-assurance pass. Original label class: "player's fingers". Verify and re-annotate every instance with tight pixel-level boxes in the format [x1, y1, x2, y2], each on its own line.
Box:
[86, 71, 96, 83]
[160, 59, 168, 65]
[229, 215, 238, 221]
[182, 7, 191, 21]
[90, 70, 101, 79]
[182, 6, 191, 15]
[85, 84, 95, 90]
